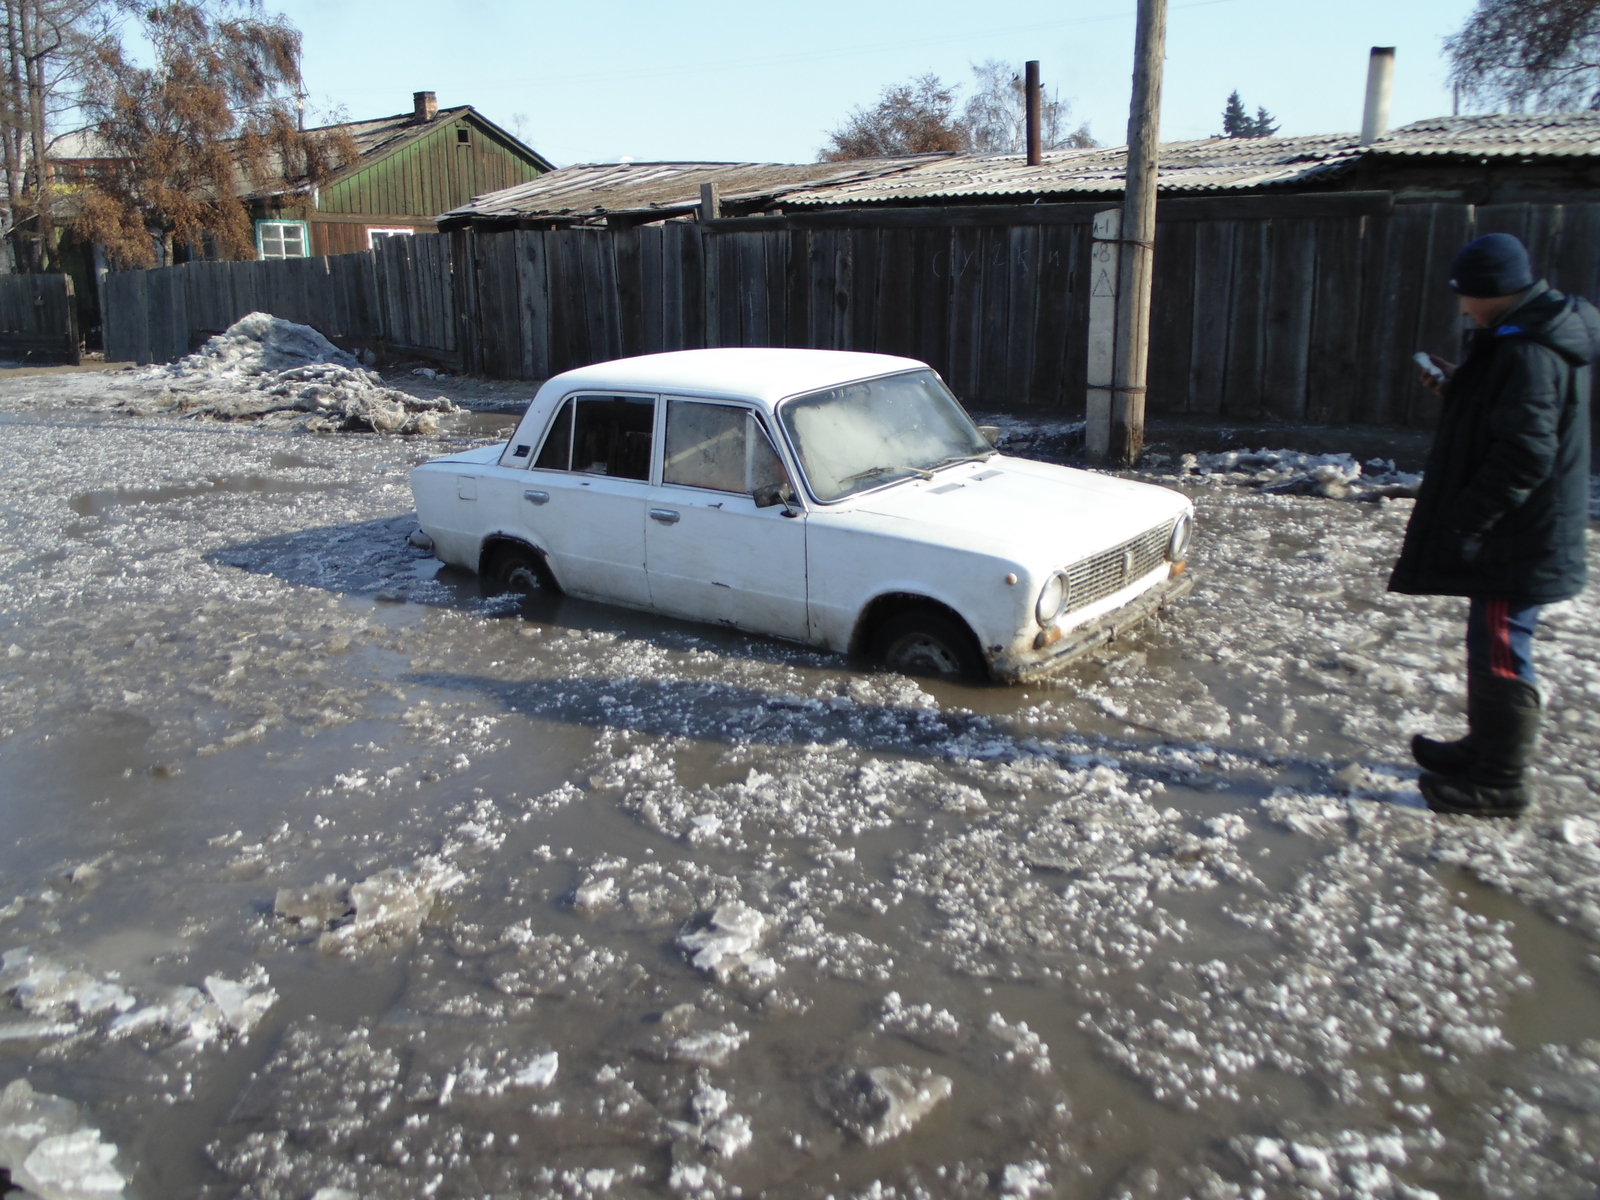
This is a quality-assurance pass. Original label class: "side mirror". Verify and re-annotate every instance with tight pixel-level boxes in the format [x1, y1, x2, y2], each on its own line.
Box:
[977, 425, 1001, 447]
[754, 483, 800, 515]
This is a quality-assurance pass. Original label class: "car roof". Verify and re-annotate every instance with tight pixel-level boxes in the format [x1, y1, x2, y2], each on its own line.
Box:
[538, 348, 930, 408]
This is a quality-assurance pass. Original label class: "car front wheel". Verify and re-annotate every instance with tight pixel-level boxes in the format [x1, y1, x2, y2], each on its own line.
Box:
[871, 608, 987, 682]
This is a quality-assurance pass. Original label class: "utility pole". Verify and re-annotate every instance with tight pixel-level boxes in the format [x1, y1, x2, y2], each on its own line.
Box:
[1102, 0, 1168, 466]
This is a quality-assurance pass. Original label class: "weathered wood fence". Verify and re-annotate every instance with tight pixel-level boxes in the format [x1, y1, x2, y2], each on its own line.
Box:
[101, 192, 1600, 427]
[0, 273, 78, 364]
[101, 233, 456, 368]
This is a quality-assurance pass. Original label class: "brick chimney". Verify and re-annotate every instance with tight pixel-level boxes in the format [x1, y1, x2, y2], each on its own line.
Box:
[413, 91, 438, 123]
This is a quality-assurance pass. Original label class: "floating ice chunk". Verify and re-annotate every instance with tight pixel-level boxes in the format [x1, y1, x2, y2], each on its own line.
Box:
[1561, 816, 1598, 846]
[702, 1113, 752, 1158]
[273, 880, 352, 925]
[0, 1080, 125, 1200]
[203, 973, 277, 1036]
[678, 903, 779, 984]
[0, 949, 134, 1021]
[311, 1191, 359, 1200]
[0, 1019, 77, 1042]
[573, 877, 617, 912]
[669, 1027, 749, 1066]
[511, 1052, 559, 1089]
[999, 1160, 1050, 1198]
[317, 857, 465, 955]
[820, 1065, 953, 1146]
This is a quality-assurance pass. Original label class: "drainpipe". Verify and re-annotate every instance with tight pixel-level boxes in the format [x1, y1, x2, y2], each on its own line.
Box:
[1360, 47, 1395, 145]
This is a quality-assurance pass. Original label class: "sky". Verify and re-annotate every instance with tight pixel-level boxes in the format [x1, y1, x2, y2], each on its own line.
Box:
[276, 0, 1482, 167]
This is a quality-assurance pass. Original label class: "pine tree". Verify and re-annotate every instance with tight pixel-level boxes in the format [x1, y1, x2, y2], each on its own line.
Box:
[1221, 91, 1249, 138]
[1221, 92, 1277, 139]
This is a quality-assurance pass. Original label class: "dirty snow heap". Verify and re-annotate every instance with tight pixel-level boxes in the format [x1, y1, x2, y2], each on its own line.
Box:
[143, 312, 456, 435]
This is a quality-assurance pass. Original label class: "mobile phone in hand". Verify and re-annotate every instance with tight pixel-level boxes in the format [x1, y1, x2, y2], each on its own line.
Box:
[1413, 352, 1446, 384]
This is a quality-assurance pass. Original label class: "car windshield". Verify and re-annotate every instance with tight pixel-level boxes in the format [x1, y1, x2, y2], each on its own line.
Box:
[778, 370, 992, 503]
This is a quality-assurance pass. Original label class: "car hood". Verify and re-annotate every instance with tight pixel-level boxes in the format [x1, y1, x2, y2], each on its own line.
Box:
[841, 456, 1189, 567]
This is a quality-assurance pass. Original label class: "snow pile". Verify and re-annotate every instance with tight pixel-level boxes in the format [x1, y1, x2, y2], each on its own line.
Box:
[144, 312, 456, 434]
[0, 1079, 126, 1199]
[1171, 448, 1422, 500]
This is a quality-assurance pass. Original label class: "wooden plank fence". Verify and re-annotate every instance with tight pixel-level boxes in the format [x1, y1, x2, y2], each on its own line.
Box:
[0, 274, 78, 364]
[100, 192, 1600, 428]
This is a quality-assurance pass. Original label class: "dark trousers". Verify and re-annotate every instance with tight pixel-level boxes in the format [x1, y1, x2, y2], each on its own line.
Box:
[1466, 597, 1541, 685]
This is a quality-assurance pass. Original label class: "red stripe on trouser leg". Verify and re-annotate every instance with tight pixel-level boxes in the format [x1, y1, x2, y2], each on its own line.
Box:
[1490, 599, 1517, 679]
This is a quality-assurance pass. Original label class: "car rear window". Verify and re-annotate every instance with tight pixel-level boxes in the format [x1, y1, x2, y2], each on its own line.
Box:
[534, 395, 654, 481]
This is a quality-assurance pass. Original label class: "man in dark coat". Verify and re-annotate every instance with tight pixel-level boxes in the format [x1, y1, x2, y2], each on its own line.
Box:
[1390, 232, 1597, 817]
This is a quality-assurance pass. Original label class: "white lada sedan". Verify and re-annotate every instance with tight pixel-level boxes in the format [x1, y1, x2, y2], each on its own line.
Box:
[410, 349, 1193, 682]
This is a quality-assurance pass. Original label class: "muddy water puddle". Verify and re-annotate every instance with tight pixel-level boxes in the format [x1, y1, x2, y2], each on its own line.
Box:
[2, 405, 1599, 1197]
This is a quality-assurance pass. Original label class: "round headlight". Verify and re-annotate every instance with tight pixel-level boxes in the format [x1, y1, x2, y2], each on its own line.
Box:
[1167, 513, 1193, 562]
[1035, 570, 1071, 626]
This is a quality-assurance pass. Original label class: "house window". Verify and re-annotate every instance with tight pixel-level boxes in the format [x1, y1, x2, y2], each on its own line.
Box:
[366, 227, 414, 248]
[257, 220, 309, 259]
[456, 128, 471, 145]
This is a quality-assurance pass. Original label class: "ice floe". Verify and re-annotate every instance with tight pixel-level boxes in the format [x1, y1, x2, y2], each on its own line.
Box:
[0, 1079, 125, 1199]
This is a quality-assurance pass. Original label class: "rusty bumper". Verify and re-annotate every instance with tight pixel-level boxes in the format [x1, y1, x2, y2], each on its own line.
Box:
[989, 570, 1196, 684]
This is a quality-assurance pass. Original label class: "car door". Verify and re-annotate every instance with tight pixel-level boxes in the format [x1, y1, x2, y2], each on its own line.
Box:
[644, 399, 809, 641]
[506, 392, 655, 608]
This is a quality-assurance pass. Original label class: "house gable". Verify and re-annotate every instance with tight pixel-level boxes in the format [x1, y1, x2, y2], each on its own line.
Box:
[315, 109, 550, 220]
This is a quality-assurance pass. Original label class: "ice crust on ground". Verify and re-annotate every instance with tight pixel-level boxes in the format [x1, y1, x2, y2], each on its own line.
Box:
[138, 313, 457, 433]
[1169, 447, 1424, 500]
[4, 362, 1600, 1200]
[0, 1079, 126, 1199]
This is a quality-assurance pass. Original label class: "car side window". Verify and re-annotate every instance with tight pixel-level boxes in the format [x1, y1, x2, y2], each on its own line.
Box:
[663, 401, 787, 495]
[534, 395, 654, 481]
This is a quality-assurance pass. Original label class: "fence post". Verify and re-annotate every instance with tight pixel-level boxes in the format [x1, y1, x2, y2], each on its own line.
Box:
[1086, 209, 1121, 458]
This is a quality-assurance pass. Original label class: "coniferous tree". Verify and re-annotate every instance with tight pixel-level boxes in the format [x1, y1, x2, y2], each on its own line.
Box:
[1221, 91, 1277, 138]
[1221, 91, 1250, 137]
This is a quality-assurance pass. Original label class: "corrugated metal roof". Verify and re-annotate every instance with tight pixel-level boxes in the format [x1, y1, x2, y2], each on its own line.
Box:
[785, 115, 1600, 207]
[442, 156, 948, 223]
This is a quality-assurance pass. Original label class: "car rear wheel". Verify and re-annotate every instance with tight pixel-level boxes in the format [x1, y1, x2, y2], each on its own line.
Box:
[871, 608, 987, 681]
[485, 545, 548, 596]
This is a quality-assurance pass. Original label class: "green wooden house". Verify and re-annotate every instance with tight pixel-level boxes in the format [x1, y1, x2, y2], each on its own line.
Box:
[250, 92, 554, 259]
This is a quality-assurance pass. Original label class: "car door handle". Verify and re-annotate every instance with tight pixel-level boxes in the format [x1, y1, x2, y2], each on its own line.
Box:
[523, 490, 550, 505]
[649, 508, 681, 525]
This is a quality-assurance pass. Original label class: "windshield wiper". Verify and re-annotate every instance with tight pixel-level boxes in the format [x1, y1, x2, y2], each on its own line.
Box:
[840, 464, 934, 485]
[928, 451, 995, 471]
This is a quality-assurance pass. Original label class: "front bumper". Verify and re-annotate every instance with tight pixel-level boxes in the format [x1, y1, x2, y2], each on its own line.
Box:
[989, 570, 1195, 683]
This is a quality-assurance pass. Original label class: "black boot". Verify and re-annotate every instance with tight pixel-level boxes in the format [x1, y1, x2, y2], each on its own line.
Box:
[1412, 732, 1474, 774]
[1420, 672, 1540, 818]
[1412, 675, 1476, 774]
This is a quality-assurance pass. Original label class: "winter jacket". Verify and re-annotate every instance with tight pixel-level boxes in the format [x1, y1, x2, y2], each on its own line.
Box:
[1389, 282, 1596, 604]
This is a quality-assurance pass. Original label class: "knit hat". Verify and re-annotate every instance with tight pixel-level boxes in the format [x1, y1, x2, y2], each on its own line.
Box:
[1449, 233, 1535, 298]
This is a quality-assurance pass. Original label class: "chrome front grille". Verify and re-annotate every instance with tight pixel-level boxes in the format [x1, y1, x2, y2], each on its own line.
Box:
[1064, 520, 1174, 614]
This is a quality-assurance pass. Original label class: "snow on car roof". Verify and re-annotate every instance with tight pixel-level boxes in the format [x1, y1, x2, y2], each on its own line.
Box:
[538, 348, 930, 408]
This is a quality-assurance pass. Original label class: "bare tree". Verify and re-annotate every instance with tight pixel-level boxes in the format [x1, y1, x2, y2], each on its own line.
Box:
[75, 1, 353, 268]
[963, 59, 1096, 154]
[1447, 0, 1600, 111]
[820, 74, 969, 161]
[0, 0, 114, 271]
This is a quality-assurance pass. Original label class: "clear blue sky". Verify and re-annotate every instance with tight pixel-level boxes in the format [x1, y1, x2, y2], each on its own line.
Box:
[279, 0, 1481, 166]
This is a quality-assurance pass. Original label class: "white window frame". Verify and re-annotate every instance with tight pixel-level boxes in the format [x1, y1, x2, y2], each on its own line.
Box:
[256, 220, 309, 260]
[366, 227, 415, 248]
